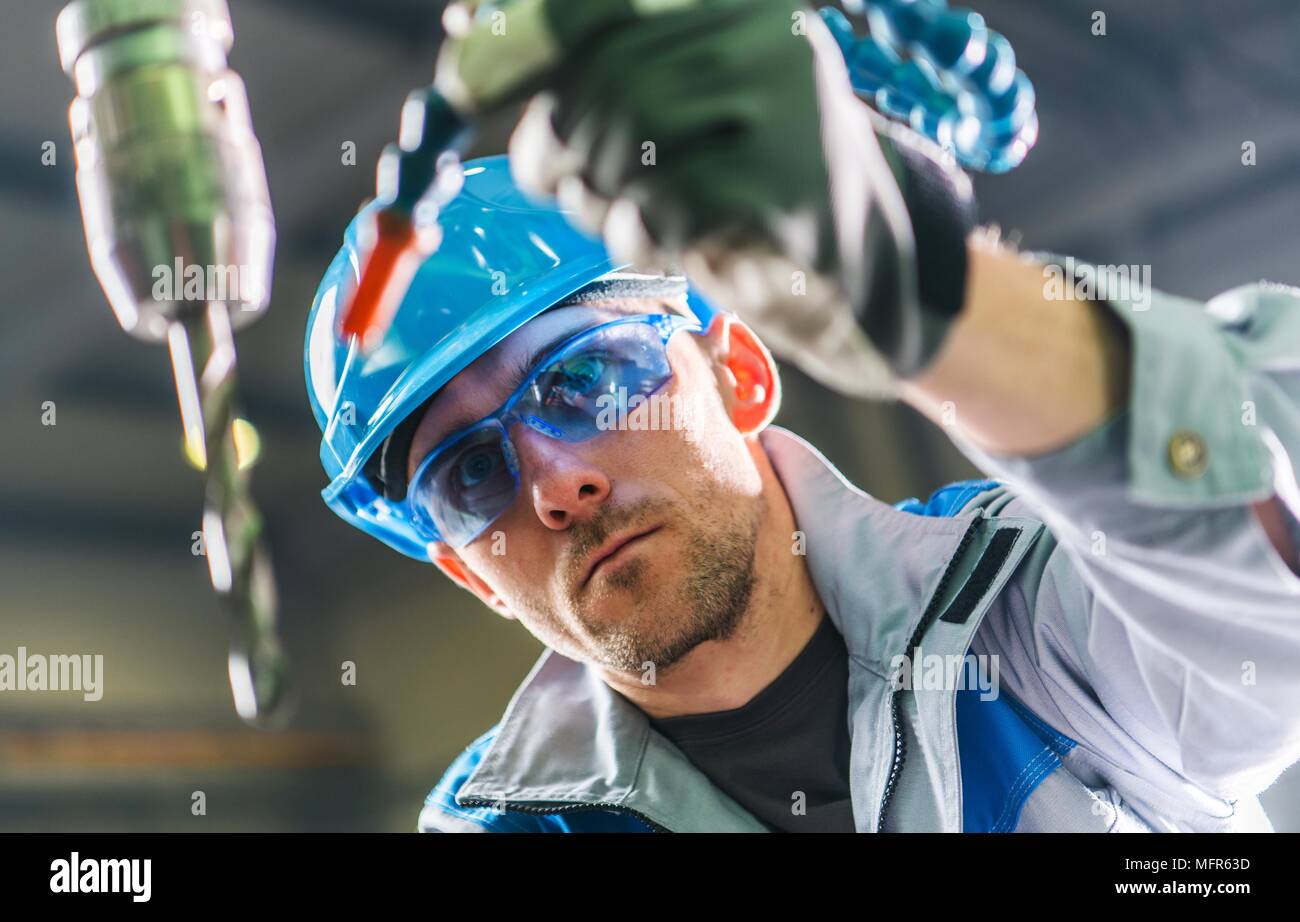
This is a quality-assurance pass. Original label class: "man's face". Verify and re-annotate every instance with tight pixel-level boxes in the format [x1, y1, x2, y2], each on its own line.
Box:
[407, 299, 773, 677]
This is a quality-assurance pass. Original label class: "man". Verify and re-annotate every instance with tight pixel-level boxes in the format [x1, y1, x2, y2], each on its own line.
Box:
[305, 2, 1300, 832]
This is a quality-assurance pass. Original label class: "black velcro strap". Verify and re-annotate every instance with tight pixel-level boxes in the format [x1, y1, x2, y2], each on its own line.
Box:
[939, 527, 1021, 624]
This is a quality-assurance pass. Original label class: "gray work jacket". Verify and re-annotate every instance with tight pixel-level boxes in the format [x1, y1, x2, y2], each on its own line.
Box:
[420, 277, 1300, 833]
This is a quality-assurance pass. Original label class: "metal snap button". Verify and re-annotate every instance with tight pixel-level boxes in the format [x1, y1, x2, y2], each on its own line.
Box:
[1167, 430, 1208, 479]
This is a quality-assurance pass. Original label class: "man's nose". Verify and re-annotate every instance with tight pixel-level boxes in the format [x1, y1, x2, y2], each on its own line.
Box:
[511, 428, 612, 531]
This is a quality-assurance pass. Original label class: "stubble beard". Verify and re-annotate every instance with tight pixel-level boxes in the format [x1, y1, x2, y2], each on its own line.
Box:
[571, 490, 767, 675]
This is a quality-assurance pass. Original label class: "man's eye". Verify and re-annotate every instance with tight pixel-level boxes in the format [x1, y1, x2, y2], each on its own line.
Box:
[540, 354, 610, 404]
[454, 446, 501, 488]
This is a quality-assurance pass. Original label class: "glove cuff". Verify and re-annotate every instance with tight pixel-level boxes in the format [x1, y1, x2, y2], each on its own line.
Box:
[874, 122, 978, 374]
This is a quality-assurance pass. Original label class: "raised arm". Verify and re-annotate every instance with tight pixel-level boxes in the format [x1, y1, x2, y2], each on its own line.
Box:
[911, 244, 1300, 800]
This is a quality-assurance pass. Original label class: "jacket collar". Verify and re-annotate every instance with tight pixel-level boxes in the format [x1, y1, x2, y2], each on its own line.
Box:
[759, 426, 980, 672]
[456, 426, 982, 827]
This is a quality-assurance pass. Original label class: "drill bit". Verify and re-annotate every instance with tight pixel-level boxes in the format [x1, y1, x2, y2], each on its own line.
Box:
[58, 0, 288, 724]
[170, 304, 287, 724]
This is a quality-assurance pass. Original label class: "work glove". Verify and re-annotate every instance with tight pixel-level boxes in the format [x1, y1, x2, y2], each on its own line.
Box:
[436, 0, 977, 397]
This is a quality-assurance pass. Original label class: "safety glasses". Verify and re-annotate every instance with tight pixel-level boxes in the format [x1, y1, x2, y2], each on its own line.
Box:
[406, 312, 703, 548]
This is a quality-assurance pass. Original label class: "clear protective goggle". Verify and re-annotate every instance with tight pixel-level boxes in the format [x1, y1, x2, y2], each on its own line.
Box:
[406, 312, 704, 548]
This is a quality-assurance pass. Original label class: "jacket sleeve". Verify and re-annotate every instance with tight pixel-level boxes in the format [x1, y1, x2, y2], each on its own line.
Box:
[957, 275, 1300, 802]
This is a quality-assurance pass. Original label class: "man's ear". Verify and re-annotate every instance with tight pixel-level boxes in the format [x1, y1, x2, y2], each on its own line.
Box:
[430, 545, 516, 620]
[702, 313, 781, 434]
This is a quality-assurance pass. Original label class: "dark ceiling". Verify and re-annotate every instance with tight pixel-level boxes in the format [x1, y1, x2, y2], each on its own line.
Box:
[1, 0, 1297, 830]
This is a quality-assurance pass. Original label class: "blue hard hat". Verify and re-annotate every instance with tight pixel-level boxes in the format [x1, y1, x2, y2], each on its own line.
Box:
[305, 155, 718, 562]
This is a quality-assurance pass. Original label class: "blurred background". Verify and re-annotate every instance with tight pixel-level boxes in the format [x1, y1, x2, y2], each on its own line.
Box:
[1, 0, 1297, 831]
